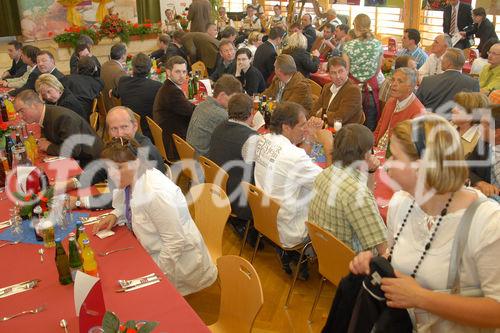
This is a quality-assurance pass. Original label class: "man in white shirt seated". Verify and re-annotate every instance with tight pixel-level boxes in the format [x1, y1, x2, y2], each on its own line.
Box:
[253, 101, 322, 279]
[418, 34, 452, 82]
[241, 4, 262, 33]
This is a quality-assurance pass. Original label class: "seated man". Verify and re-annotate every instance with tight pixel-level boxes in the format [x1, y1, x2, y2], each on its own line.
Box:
[479, 42, 500, 95]
[416, 48, 479, 113]
[219, 26, 238, 44]
[187, 74, 242, 156]
[64, 105, 166, 209]
[207, 93, 258, 223]
[153, 56, 195, 161]
[150, 34, 171, 65]
[253, 102, 322, 278]
[10, 50, 65, 96]
[206, 22, 218, 39]
[300, 13, 316, 51]
[209, 39, 236, 82]
[112, 53, 162, 140]
[396, 28, 428, 69]
[100, 43, 128, 112]
[308, 123, 387, 254]
[467, 105, 500, 200]
[0, 45, 39, 89]
[165, 30, 190, 66]
[181, 31, 220, 73]
[312, 57, 363, 125]
[418, 34, 451, 81]
[69, 35, 100, 76]
[1, 41, 26, 80]
[253, 26, 285, 84]
[331, 24, 349, 57]
[374, 68, 425, 150]
[262, 54, 313, 113]
[241, 5, 262, 34]
[14, 90, 103, 168]
[311, 23, 335, 60]
[379, 56, 417, 112]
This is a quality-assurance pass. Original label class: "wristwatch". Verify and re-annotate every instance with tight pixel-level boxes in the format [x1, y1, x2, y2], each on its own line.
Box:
[75, 197, 82, 208]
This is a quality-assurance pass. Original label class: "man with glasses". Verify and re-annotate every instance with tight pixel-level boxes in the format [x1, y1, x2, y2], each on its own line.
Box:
[479, 43, 500, 95]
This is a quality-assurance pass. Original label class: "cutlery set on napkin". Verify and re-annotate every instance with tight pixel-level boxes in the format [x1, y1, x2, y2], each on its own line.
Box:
[0, 220, 11, 230]
[0, 279, 41, 299]
[116, 273, 161, 293]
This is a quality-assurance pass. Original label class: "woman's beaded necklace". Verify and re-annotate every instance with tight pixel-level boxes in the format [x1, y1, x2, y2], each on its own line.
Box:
[387, 192, 455, 278]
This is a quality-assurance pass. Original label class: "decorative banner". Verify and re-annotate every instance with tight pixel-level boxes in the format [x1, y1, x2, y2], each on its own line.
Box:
[364, 0, 404, 7]
[422, 0, 472, 11]
[17, 0, 137, 41]
[92, 0, 113, 22]
[58, 0, 83, 26]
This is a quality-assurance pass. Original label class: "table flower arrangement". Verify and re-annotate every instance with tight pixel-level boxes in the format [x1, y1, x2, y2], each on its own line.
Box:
[99, 14, 129, 43]
[15, 183, 54, 220]
[102, 311, 158, 333]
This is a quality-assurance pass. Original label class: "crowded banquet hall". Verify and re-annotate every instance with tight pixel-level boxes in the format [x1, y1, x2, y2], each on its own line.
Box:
[0, 0, 499, 332]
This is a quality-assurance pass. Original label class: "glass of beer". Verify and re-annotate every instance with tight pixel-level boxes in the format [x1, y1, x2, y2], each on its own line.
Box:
[40, 218, 55, 248]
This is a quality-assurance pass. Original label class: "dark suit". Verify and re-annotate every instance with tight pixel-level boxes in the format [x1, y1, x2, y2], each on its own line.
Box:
[287, 48, 320, 78]
[51, 88, 87, 121]
[164, 44, 190, 67]
[42, 105, 103, 168]
[303, 24, 317, 52]
[7, 58, 27, 78]
[416, 70, 479, 112]
[100, 60, 127, 111]
[263, 72, 313, 112]
[473, 19, 498, 54]
[153, 79, 195, 160]
[234, 66, 266, 95]
[443, 2, 473, 49]
[64, 74, 104, 119]
[253, 41, 277, 84]
[312, 80, 363, 125]
[210, 58, 236, 82]
[10, 67, 65, 96]
[467, 139, 493, 185]
[150, 48, 167, 61]
[113, 75, 162, 140]
[69, 54, 101, 77]
[207, 120, 256, 220]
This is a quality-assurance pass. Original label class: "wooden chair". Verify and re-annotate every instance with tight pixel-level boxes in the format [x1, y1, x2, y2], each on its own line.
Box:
[90, 98, 98, 114]
[146, 116, 173, 164]
[132, 111, 142, 134]
[198, 156, 229, 193]
[305, 221, 355, 323]
[191, 61, 208, 78]
[96, 92, 108, 135]
[187, 184, 231, 264]
[172, 133, 198, 183]
[241, 182, 311, 307]
[208, 255, 263, 333]
[89, 112, 99, 131]
[111, 96, 122, 107]
[307, 78, 322, 98]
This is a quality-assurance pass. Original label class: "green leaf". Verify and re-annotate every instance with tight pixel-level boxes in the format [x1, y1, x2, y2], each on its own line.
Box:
[102, 311, 120, 333]
[138, 321, 159, 333]
[125, 320, 136, 329]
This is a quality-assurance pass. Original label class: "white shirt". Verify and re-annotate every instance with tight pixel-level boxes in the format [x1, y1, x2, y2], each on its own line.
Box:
[418, 53, 444, 79]
[111, 168, 217, 296]
[470, 57, 489, 75]
[253, 134, 322, 247]
[327, 80, 346, 109]
[461, 125, 479, 143]
[388, 190, 500, 332]
[394, 93, 416, 113]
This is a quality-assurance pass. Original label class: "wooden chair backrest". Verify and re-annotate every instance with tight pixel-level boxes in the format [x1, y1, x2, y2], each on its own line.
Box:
[188, 184, 231, 263]
[241, 182, 282, 247]
[146, 116, 168, 162]
[308, 79, 322, 98]
[213, 255, 264, 333]
[89, 112, 99, 131]
[198, 156, 229, 193]
[306, 221, 355, 286]
[172, 133, 197, 182]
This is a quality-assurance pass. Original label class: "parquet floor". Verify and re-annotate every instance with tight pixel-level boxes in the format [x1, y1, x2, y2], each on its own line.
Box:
[185, 225, 337, 333]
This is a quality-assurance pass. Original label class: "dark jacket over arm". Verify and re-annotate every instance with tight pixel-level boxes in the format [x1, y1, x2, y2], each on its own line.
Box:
[236, 66, 266, 95]
[8, 58, 27, 78]
[289, 48, 320, 78]
[253, 41, 277, 83]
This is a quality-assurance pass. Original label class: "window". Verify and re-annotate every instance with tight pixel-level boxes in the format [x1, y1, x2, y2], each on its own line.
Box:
[222, 0, 251, 13]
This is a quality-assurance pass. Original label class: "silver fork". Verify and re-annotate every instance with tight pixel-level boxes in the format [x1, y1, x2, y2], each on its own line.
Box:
[0, 305, 46, 321]
[98, 247, 133, 256]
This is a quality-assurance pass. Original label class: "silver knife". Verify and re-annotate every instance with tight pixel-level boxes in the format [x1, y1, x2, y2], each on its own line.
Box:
[0, 279, 40, 298]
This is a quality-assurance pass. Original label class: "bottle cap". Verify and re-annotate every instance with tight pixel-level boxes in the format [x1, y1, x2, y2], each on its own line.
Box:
[82, 239, 90, 245]
[78, 226, 85, 231]
[68, 232, 75, 237]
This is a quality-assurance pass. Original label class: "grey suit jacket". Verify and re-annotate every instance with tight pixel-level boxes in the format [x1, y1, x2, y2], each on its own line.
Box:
[416, 70, 479, 112]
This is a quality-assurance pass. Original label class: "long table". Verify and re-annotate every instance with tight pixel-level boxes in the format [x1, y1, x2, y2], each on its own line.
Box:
[0, 157, 210, 332]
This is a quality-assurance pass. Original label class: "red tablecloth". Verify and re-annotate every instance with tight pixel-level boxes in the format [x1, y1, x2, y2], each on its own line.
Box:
[0, 159, 209, 332]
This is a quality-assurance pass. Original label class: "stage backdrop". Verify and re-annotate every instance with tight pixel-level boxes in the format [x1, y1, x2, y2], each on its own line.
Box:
[17, 0, 137, 41]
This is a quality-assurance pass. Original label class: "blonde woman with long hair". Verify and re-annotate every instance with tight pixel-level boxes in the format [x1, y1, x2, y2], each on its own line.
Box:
[282, 32, 320, 78]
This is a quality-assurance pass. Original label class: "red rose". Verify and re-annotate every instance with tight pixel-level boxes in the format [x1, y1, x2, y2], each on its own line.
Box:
[133, 23, 139, 28]
[0, 123, 8, 131]
[24, 195, 31, 201]
[125, 328, 137, 333]
[144, 23, 152, 28]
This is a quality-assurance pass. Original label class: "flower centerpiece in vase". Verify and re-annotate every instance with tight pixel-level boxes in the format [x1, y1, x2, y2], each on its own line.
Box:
[102, 311, 158, 333]
[99, 14, 129, 43]
[13, 168, 53, 220]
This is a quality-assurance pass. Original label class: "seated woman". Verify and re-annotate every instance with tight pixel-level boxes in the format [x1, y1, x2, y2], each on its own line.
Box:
[233, 48, 265, 95]
[238, 31, 263, 58]
[64, 56, 104, 119]
[373, 67, 425, 150]
[451, 92, 490, 157]
[35, 73, 86, 120]
[349, 115, 500, 332]
[93, 138, 217, 296]
[282, 32, 320, 78]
